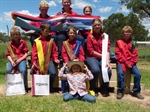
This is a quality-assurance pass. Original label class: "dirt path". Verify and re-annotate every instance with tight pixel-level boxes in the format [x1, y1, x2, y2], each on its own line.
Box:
[1, 84, 150, 108]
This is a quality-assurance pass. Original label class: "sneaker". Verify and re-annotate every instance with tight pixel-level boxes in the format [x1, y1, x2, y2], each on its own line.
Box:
[117, 93, 124, 99]
[132, 93, 144, 100]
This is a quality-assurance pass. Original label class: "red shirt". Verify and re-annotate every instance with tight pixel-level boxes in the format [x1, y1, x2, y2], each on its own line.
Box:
[56, 8, 77, 35]
[56, 8, 77, 16]
[115, 38, 138, 67]
[61, 39, 85, 62]
[6, 39, 28, 59]
[78, 30, 90, 39]
[32, 36, 58, 64]
[86, 32, 110, 58]
[30, 14, 50, 28]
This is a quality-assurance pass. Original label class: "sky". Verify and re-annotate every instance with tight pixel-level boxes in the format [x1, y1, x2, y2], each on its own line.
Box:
[0, 0, 150, 35]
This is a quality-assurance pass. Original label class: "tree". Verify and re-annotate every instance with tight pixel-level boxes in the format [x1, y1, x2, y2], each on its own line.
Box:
[103, 13, 149, 43]
[119, 0, 150, 18]
[103, 13, 125, 42]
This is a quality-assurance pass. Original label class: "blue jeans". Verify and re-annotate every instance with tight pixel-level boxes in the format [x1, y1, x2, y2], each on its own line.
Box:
[117, 64, 141, 93]
[48, 61, 57, 90]
[6, 60, 27, 90]
[86, 58, 112, 91]
[63, 92, 96, 102]
[55, 34, 67, 57]
[61, 63, 69, 93]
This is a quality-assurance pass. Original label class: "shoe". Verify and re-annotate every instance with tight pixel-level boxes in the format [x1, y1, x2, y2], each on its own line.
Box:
[102, 92, 109, 97]
[117, 93, 124, 99]
[132, 93, 144, 100]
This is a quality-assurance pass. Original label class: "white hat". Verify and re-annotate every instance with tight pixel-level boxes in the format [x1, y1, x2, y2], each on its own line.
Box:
[67, 60, 84, 71]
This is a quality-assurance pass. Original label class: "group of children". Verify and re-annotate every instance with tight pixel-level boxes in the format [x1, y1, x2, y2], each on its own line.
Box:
[6, 0, 144, 103]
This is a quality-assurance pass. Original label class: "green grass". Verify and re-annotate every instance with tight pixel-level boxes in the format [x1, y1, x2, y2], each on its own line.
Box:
[0, 94, 149, 112]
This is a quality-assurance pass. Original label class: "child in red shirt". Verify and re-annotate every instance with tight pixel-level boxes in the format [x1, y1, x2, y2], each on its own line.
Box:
[115, 26, 144, 99]
[31, 22, 60, 92]
[6, 26, 29, 92]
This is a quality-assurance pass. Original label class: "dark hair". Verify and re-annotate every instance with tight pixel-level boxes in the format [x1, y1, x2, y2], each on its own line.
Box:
[68, 26, 77, 33]
[40, 22, 51, 31]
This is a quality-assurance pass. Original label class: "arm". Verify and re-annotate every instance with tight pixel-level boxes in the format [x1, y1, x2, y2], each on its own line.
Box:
[115, 41, 128, 64]
[84, 65, 94, 80]
[15, 53, 28, 65]
[78, 46, 85, 61]
[16, 40, 29, 64]
[58, 63, 67, 78]
[87, 35, 101, 58]
[7, 56, 16, 67]
[128, 47, 138, 67]
[61, 44, 69, 62]
[52, 42, 60, 64]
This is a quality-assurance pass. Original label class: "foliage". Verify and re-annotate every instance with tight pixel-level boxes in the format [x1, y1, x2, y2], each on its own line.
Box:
[119, 0, 150, 18]
[103, 13, 149, 43]
[0, 32, 29, 43]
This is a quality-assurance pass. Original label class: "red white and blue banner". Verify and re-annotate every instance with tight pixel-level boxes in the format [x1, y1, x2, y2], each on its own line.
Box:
[11, 12, 100, 32]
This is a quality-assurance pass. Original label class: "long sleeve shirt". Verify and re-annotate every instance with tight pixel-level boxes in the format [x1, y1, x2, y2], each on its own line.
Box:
[32, 36, 58, 64]
[86, 32, 110, 58]
[115, 38, 138, 68]
[58, 66, 93, 96]
[61, 39, 85, 62]
[6, 39, 28, 59]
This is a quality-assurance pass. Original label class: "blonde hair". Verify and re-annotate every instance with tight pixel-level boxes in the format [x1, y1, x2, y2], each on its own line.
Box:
[83, 6, 92, 13]
[39, 0, 49, 9]
[122, 26, 133, 34]
[10, 27, 20, 35]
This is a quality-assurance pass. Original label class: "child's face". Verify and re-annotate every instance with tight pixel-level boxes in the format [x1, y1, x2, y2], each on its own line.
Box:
[62, 0, 71, 8]
[84, 8, 92, 16]
[123, 30, 131, 40]
[11, 32, 20, 41]
[71, 64, 81, 73]
[41, 28, 50, 37]
[92, 20, 102, 33]
[68, 29, 76, 41]
[40, 7, 48, 16]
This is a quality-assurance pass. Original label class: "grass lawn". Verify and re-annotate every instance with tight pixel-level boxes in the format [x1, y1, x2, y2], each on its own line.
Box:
[0, 93, 150, 112]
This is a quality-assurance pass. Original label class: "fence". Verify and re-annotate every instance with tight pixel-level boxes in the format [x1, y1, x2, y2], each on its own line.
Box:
[111, 41, 150, 62]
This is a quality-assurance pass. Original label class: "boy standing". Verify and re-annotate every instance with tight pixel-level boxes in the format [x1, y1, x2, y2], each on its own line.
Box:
[115, 26, 144, 100]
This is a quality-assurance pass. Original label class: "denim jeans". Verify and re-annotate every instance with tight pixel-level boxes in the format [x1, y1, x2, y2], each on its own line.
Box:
[48, 61, 57, 90]
[63, 92, 96, 102]
[86, 58, 112, 91]
[6, 60, 27, 90]
[30, 34, 39, 46]
[117, 64, 141, 93]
